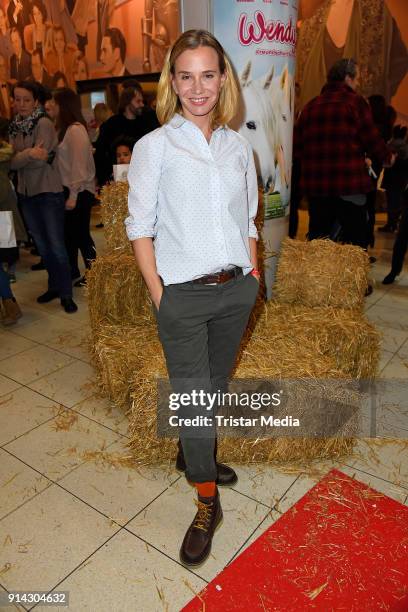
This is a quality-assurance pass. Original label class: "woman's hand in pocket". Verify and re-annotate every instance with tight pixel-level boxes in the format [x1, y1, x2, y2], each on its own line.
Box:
[152, 286, 164, 311]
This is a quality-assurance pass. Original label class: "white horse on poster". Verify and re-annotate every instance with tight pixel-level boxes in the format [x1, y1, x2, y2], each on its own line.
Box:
[238, 62, 294, 203]
[271, 64, 295, 204]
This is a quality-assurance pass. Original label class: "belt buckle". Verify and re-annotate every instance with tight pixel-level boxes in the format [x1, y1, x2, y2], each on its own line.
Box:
[221, 268, 235, 283]
[204, 273, 219, 285]
[200, 268, 236, 285]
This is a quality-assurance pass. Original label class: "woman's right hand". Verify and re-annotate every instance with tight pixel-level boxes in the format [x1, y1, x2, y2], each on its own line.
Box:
[152, 286, 164, 311]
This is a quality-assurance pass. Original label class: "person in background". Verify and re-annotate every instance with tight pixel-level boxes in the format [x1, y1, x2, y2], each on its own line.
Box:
[91, 102, 113, 227]
[295, 58, 390, 251]
[91, 102, 111, 143]
[44, 94, 57, 121]
[0, 265, 22, 325]
[10, 27, 31, 82]
[383, 189, 408, 286]
[94, 83, 159, 187]
[0, 117, 27, 283]
[368, 95, 393, 142]
[54, 87, 96, 287]
[366, 95, 392, 250]
[35, 81, 49, 105]
[28, 83, 54, 273]
[110, 135, 135, 182]
[378, 107, 402, 234]
[121, 78, 143, 91]
[382, 128, 408, 285]
[9, 80, 77, 313]
[114, 135, 135, 165]
[12, 80, 45, 266]
[385, 105, 398, 142]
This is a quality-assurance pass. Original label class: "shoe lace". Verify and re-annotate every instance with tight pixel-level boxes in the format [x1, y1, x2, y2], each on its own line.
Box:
[193, 500, 213, 532]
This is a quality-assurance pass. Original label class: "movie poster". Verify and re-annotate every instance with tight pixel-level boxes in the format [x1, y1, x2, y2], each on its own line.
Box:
[213, 0, 298, 296]
[0, 0, 180, 116]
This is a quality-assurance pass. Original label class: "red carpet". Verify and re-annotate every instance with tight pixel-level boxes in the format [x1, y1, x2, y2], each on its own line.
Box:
[183, 469, 408, 611]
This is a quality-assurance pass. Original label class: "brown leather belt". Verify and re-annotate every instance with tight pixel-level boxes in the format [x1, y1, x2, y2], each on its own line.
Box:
[192, 267, 243, 285]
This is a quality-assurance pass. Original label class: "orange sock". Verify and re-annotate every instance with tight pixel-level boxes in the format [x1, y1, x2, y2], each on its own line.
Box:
[195, 481, 216, 498]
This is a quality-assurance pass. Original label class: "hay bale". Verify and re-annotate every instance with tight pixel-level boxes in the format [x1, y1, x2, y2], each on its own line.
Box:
[100, 181, 131, 254]
[274, 238, 370, 310]
[87, 232, 378, 465]
[126, 301, 373, 466]
[90, 292, 378, 463]
[127, 345, 356, 466]
[86, 253, 152, 336]
[249, 301, 380, 379]
[92, 322, 161, 409]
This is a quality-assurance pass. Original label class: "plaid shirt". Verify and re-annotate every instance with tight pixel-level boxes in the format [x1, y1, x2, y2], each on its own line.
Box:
[295, 83, 389, 196]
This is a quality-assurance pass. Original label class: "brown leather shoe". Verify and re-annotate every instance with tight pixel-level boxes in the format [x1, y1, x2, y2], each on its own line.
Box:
[180, 490, 223, 567]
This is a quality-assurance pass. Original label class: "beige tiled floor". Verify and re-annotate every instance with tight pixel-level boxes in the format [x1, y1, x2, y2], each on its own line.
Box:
[0, 212, 407, 611]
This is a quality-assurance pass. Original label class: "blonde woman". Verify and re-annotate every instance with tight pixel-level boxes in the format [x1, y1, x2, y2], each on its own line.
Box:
[125, 30, 259, 567]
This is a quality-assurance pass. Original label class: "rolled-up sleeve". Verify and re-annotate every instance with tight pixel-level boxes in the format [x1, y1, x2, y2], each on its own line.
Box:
[246, 142, 259, 240]
[125, 129, 164, 241]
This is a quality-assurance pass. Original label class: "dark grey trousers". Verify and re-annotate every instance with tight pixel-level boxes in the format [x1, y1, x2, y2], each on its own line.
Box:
[155, 272, 259, 482]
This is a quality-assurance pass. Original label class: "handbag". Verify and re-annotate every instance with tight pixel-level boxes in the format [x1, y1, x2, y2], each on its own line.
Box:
[0, 210, 17, 249]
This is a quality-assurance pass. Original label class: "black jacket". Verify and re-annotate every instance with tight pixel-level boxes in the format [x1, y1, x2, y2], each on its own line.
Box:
[94, 108, 159, 186]
[383, 139, 408, 193]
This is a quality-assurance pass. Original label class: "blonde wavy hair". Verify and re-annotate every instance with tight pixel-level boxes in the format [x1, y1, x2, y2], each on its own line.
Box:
[156, 29, 238, 128]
